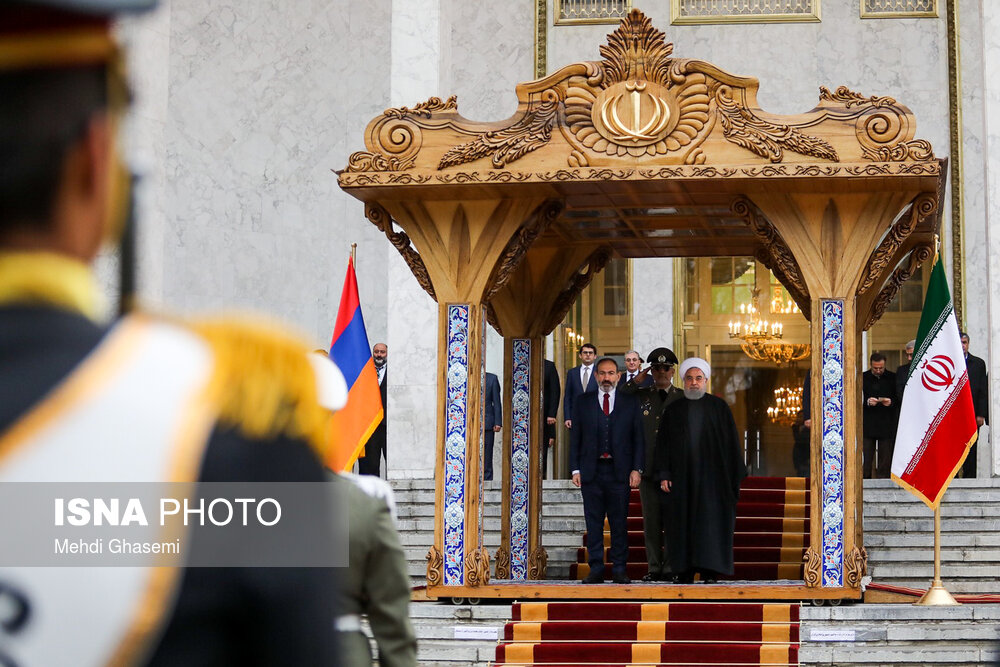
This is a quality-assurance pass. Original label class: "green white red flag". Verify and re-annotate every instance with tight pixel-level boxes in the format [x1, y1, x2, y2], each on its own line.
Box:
[891, 258, 978, 508]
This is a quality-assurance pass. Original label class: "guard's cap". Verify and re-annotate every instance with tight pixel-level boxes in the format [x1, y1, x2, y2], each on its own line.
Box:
[0, 0, 155, 72]
[647, 347, 678, 366]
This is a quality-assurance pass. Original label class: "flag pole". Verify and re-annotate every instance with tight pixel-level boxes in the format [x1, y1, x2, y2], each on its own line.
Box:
[351, 243, 357, 265]
[915, 506, 959, 605]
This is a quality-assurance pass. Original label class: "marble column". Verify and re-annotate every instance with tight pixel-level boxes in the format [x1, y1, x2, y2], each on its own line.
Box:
[983, 0, 1000, 475]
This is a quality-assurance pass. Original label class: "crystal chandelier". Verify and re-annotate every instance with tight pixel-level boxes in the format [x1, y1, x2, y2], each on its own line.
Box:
[728, 289, 810, 366]
[767, 386, 803, 427]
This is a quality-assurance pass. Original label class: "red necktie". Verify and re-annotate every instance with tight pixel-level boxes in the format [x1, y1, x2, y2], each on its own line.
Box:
[603, 392, 610, 416]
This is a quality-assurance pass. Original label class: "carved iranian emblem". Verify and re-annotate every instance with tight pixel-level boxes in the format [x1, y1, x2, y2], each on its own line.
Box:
[563, 11, 712, 164]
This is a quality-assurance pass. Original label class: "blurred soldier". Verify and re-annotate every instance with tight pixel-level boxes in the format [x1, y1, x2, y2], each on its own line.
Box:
[621, 347, 681, 581]
[0, 2, 343, 664]
[336, 474, 417, 667]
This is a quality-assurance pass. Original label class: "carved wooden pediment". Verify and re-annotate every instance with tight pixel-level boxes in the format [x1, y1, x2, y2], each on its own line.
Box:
[341, 9, 936, 186]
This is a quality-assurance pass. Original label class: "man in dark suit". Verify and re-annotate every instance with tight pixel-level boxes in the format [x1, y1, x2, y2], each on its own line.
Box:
[862, 352, 896, 479]
[960, 332, 989, 478]
[619, 350, 654, 388]
[564, 343, 598, 430]
[543, 359, 561, 478]
[483, 371, 502, 481]
[570, 357, 644, 584]
[359, 342, 388, 476]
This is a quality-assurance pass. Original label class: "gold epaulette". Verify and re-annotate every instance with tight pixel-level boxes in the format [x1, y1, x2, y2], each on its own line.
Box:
[187, 316, 329, 457]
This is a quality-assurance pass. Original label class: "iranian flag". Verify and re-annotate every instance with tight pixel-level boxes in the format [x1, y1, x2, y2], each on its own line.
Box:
[891, 258, 978, 508]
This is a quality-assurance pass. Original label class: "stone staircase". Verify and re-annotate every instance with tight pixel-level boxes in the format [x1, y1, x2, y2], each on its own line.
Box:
[393, 477, 1000, 595]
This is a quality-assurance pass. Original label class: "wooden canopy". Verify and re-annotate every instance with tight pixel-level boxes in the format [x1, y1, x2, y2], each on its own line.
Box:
[338, 10, 944, 600]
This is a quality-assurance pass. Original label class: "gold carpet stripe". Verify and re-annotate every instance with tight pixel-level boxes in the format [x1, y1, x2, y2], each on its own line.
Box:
[631, 642, 661, 663]
[784, 489, 808, 504]
[786, 477, 807, 490]
[783, 503, 807, 518]
[762, 604, 791, 623]
[781, 533, 805, 548]
[636, 621, 665, 641]
[759, 643, 791, 665]
[778, 563, 802, 579]
[762, 623, 791, 643]
[781, 518, 806, 531]
[780, 547, 804, 560]
[640, 603, 669, 621]
[512, 623, 541, 641]
[518, 603, 548, 621]
[504, 643, 535, 662]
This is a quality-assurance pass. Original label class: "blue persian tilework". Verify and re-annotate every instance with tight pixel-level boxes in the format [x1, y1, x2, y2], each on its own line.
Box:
[509, 339, 531, 580]
[444, 305, 469, 586]
[821, 300, 845, 587]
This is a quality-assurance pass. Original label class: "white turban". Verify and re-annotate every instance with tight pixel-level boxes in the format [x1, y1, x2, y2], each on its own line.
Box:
[679, 357, 711, 379]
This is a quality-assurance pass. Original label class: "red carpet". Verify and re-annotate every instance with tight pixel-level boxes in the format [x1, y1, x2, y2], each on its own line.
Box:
[495, 601, 800, 665]
[571, 477, 809, 582]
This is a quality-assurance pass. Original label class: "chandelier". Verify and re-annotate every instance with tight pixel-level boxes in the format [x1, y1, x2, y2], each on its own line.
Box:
[728, 289, 810, 366]
[767, 386, 803, 427]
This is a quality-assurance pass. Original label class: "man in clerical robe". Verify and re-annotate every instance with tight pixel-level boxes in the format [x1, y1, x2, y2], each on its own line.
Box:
[654, 358, 746, 584]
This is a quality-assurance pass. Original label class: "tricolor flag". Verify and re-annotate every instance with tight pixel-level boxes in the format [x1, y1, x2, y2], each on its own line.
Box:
[891, 258, 978, 508]
[326, 256, 384, 471]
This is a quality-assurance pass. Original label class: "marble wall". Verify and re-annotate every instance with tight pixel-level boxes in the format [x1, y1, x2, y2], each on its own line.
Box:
[981, 0, 1000, 473]
[632, 258, 675, 360]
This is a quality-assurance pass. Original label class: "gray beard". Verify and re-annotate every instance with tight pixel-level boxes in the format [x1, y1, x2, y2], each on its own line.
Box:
[684, 387, 706, 400]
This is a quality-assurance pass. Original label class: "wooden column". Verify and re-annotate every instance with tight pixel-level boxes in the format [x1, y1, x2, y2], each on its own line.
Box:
[490, 241, 611, 581]
[750, 189, 924, 591]
[377, 197, 546, 589]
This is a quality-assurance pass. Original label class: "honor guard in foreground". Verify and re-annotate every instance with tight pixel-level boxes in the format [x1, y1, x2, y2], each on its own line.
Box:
[0, 2, 346, 664]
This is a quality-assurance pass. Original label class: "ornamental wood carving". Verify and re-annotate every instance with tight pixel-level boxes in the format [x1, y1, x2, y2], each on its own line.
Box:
[863, 244, 934, 330]
[803, 547, 821, 588]
[465, 547, 491, 587]
[856, 194, 937, 296]
[483, 200, 563, 305]
[527, 547, 548, 580]
[364, 202, 437, 301]
[494, 546, 511, 579]
[733, 197, 811, 316]
[340, 9, 936, 180]
[844, 545, 868, 589]
[426, 546, 443, 586]
[540, 247, 613, 334]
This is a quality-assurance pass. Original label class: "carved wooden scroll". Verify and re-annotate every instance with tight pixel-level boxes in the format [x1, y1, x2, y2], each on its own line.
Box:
[365, 202, 437, 301]
[844, 545, 868, 589]
[863, 244, 934, 330]
[426, 546, 443, 586]
[465, 547, 491, 587]
[856, 194, 937, 297]
[732, 197, 811, 317]
[494, 546, 511, 580]
[803, 547, 822, 588]
[820, 86, 935, 162]
[527, 547, 548, 580]
[539, 247, 613, 334]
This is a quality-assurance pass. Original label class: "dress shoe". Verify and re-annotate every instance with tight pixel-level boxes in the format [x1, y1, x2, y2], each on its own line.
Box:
[611, 572, 632, 585]
[641, 572, 657, 582]
[656, 572, 677, 582]
[582, 570, 604, 584]
[675, 572, 694, 584]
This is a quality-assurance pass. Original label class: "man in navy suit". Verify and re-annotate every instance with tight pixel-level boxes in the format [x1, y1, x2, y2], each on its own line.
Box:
[619, 350, 654, 388]
[483, 372, 502, 481]
[563, 343, 599, 429]
[570, 358, 644, 584]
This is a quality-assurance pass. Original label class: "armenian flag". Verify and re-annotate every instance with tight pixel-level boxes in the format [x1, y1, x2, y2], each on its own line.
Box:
[326, 256, 383, 471]
[891, 258, 978, 508]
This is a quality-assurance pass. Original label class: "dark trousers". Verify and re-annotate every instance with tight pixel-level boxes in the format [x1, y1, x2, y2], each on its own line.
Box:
[638, 476, 668, 575]
[962, 441, 978, 478]
[862, 436, 893, 479]
[484, 429, 495, 481]
[581, 460, 630, 573]
[357, 438, 384, 476]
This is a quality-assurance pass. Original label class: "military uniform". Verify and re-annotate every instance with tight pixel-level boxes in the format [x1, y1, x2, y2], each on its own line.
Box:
[335, 474, 417, 667]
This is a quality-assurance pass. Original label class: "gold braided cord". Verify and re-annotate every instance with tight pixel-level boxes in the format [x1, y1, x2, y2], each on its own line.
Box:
[0, 252, 104, 319]
[0, 28, 117, 70]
